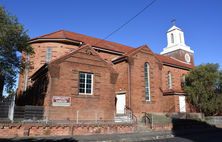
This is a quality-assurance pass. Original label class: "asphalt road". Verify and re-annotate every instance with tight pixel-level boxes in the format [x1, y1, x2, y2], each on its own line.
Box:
[145, 130, 222, 142]
[0, 130, 222, 142]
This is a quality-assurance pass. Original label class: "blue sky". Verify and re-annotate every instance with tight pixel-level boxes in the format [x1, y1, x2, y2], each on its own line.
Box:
[1, 0, 222, 66]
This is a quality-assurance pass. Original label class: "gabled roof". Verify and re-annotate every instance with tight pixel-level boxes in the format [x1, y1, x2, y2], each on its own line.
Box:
[155, 54, 193, 70]
[112, 45, 155, 64]
[167, 25, 182, 32]
[30, 30, 133, 53]
[30, 45, 117, 80]
[124, 45, 153, 56]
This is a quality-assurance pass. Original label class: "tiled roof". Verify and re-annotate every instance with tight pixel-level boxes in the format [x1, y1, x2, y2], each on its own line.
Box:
[31, 30, 133, 53]
[155, 54, 193, 69]
[31, 30, 194, 69]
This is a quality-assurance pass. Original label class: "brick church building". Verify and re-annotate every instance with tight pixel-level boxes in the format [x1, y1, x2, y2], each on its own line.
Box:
[17, 25, 194, 121]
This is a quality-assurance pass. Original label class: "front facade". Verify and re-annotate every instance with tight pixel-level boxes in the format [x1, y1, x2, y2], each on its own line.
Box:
[17, 25, 195, 121]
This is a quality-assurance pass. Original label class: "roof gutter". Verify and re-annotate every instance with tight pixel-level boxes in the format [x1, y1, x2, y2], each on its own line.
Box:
[162, 62, 192, 70]
[28, 38, 81, 45]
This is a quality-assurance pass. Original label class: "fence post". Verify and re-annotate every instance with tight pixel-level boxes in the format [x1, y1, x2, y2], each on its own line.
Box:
[76, 110, 79, 124]
[95, 112, 98, 123]
[151, 114, 153, 129]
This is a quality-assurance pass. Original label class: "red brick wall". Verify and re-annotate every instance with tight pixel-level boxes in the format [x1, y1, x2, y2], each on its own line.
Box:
[161, 65, 188, 91]
[125, 48, 163, 118]
[113, 61, 129, 105]
[164, 49, 194, 65]
[44, 47, 116, 121]
[17, 42, 120, 94]
[0, 123, 135, 138]
[97, 51, 120, 62]
[18, 42, 80, 93]
[161, 65, 191, 112]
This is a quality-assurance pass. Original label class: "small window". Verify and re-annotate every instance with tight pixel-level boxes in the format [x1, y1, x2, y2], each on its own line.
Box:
[168, 71, 173, 89]
[79, 72, 93, 95]
[144, 63, 151, 101]
[46, 47, 52, 62]
[171, 33, 174, 43]
[181, 74, 186, 88]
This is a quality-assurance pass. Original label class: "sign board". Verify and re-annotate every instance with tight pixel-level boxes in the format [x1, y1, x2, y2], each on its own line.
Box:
[52, 96, 71, 107]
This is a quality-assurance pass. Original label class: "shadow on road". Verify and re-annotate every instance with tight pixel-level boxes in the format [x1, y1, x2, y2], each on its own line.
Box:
[171, 118, 222, 142]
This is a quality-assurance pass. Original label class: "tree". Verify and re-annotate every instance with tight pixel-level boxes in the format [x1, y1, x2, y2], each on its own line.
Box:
[185, 64, 222, 116]
[0, 6, 33, 97]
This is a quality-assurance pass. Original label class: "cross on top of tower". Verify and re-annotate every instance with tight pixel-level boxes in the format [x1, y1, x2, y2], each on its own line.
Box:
[171, 19, 176, 26]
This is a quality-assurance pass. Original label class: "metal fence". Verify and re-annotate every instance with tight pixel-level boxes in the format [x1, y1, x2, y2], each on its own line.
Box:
[13, 105, 44, 122]
[1, 101, 136, 124]
[44, 108, 135, 124]
[0, 96, 14, 122]
[141, 112, 206, 129]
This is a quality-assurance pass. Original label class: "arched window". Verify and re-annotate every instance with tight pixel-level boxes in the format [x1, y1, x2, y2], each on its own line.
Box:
[181, 74, 186, 88]
[144, 63, 151, 101]
[46, 47, 52, 63]
[171, 33, 174, 43]
[179, 33, 182, 43]
[168, 71, 172, 89]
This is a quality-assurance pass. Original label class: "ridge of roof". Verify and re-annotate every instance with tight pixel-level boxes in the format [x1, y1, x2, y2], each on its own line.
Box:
[49, 44, 117, 73]
[124, 45, 153, 56]
[31, 30, 66, 40]
[112, 45, 156, 63]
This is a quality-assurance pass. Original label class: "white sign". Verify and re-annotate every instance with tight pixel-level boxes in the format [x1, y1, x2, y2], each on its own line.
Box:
[52, 96, 71, 107]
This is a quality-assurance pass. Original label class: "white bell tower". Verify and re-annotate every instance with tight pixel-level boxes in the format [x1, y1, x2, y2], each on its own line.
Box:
[160, 21, 194, 64]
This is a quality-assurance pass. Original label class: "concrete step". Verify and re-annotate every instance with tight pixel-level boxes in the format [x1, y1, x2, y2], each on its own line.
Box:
[114, 115, 132, 123]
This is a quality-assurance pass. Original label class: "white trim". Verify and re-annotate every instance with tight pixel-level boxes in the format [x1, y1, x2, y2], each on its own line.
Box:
[79, 72, 93, 95]
[161, 25, 194, 55]
[160, 44, 194, 55]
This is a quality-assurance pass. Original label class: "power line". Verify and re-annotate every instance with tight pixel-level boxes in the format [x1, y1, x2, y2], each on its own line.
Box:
[94, 0, 158, 46]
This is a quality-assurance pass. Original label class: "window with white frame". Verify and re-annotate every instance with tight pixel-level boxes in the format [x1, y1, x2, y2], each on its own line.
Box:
[79, 72, 93, 95]
[46, 47, 52, 62]
[144, 63, 151, 101]
[168, 71, 173, 89]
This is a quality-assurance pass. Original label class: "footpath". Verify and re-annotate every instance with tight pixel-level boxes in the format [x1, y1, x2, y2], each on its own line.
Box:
[1, 128, 222, 142]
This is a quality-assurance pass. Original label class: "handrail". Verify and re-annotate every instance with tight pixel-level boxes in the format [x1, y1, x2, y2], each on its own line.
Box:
[125, 106, 137, 123]
[142, 112, 152, 125]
